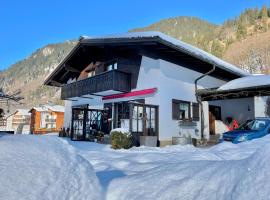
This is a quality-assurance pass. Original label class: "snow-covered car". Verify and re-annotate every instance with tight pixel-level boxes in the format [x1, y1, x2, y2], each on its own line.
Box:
[222, 118, 270, 144]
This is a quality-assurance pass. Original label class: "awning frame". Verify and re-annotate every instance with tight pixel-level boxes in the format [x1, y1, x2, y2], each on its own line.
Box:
[197, 85, 270, 101]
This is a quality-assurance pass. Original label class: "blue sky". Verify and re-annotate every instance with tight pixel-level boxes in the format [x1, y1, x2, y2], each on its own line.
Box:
[0, 0, 269, 70]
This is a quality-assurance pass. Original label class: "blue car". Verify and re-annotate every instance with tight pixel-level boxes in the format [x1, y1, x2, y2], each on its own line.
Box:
[222, 118, 270, 144]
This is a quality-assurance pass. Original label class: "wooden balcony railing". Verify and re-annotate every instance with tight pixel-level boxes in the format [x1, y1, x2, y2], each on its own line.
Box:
[61, 70, 131, 99]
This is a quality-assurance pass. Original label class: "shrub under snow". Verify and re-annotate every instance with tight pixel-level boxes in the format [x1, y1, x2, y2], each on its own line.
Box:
[110, 128, 132, 149]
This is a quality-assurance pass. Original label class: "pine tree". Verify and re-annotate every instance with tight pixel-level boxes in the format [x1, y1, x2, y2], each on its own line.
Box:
[260, 5, 268, 31]
[236, 15, 247, 39]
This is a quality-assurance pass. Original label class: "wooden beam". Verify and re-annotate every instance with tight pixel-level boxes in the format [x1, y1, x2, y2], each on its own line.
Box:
[50, 80, 62, 87]
[65, 65, 81, 73]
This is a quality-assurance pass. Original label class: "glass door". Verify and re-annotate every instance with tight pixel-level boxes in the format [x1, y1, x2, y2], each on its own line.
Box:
[130, 103, 158, 146]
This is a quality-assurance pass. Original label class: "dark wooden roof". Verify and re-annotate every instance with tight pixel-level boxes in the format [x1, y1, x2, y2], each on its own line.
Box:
[44, 33, 248, 86]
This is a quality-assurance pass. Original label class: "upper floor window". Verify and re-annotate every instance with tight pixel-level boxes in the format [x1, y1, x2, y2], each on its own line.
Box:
[105, 61, 117, 71]
[87, 70, 96, 78]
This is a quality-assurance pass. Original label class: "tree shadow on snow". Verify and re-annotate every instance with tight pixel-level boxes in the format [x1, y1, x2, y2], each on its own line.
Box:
[96, 170, 126, 191]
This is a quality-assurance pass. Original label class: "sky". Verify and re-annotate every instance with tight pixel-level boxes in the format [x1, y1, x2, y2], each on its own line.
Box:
[0, 0, 269, 70]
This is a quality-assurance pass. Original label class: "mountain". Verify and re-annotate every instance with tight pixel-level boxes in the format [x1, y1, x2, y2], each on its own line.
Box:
[0, 41, 77, 112]
[1, 6, 270, 113]
[131, 16, 219, 53]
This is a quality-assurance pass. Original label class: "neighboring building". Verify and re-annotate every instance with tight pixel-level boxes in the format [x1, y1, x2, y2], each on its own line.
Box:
[29, 105, 64, 134]
[198, 75, 270, 135]
[44, 31, 250, 146]
[0, 116, 7, 131]
[5, 109, 31, 134]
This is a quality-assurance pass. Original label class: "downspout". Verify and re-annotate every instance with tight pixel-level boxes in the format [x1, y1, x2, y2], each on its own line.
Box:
[195, 65, 216, 140]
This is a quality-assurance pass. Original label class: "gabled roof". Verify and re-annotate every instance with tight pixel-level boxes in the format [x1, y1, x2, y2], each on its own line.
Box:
[44, 31, 249, 86]
[5, 109, 31, 118]
[44, 105, 65, 112]
[82, 32, 249, 77]
[16, 109, 31, 116]
[30, 105, 65, 113]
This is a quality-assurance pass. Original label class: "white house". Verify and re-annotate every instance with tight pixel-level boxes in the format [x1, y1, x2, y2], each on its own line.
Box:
[5, 109, 31, 134]
[44, 31, 251, 146]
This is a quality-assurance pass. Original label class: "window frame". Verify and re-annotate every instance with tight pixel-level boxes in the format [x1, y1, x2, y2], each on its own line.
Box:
[192, 102, 200, 121]
[172, 99, 191, 121]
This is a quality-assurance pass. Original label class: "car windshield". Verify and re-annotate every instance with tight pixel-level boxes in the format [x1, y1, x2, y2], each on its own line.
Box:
[237, 119, 270, 131]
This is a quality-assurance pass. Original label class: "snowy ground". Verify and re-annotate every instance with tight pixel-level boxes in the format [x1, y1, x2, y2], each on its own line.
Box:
[1, 133, 270, 200]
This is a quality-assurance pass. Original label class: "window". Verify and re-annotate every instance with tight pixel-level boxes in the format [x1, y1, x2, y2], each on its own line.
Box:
[172, 99, 190, 120]
[105, 61, 117, 71]
[87, 70, 95, 78]
[192, 103, 200, 121]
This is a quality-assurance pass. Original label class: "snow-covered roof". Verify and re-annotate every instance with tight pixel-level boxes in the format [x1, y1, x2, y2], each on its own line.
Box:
[31, 107, 47, 112]
[5, 109, 31, 118]
[16, 109, 31, 116]
[81, 31, 249, 77]
[218, 75, 270, 91]
[31, 105, 65, 113]
[44, 105, 65, 112]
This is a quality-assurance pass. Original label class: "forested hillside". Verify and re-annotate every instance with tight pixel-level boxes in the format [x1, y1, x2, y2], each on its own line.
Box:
[1, 5, 270, 112]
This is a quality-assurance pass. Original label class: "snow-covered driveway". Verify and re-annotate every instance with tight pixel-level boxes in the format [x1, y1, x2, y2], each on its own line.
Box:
[1, 133, 270, 200]
[69, 136, 270, 200]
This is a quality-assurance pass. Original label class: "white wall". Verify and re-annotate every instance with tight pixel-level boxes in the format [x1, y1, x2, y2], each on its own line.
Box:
[254, 96, 270, 117]
[6, 116, 13, 131]
[210, 98, 255, 124]
[63, 55, 228, 142]
[157, 59, 226, 141]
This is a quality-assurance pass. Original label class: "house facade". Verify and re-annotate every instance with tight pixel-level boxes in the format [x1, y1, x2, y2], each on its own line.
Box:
[5, 109, 31, 134]
[29, 105, 64, 134]
[44, 32, 249, 146]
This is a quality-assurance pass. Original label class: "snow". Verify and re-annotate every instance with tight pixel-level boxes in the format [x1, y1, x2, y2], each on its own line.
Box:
[0, 134, 102, 200]
[30, 104, 65, 112]
[16, 109, 31, 116]
[2, 133, 270, 199]
[68, 136, 270, 200]
[218, 74, 270, 91]
[81, 31, 249, 77]
[110, 128, 131, 136]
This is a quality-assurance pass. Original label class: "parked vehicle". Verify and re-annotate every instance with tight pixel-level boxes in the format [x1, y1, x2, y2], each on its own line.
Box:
[222, 118, 270, 144]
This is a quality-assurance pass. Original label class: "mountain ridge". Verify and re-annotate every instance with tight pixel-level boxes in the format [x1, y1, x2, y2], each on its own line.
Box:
[1, 6, 270, 113]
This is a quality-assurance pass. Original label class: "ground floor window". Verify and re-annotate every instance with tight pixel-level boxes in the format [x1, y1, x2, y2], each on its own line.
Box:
[172, 99, 199, 121]
[172, 99, 190, 120]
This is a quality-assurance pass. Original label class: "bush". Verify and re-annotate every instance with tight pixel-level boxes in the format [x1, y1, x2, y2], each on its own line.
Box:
[110, 129, 132, 149]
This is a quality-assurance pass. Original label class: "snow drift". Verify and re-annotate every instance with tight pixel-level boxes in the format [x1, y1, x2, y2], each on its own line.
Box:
[107, 140, 270, 200]
[2, 133, 270, 200]
[0, 134, 102, 200]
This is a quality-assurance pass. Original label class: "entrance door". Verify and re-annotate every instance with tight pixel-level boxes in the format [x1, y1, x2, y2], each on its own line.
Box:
[71, 108, 109, 141]
[209, 105, 221, 135]
[130, 103, 158, 146]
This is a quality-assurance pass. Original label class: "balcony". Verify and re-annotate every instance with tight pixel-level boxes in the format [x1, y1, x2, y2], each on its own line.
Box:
[61, 70, 131, 100]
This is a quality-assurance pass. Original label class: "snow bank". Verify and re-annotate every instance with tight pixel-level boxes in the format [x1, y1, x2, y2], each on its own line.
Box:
[0, 134, 102, 200]
[218, 74, 270, 91]
[106, 139, 270, 200]
[3, 133, 269, 199]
